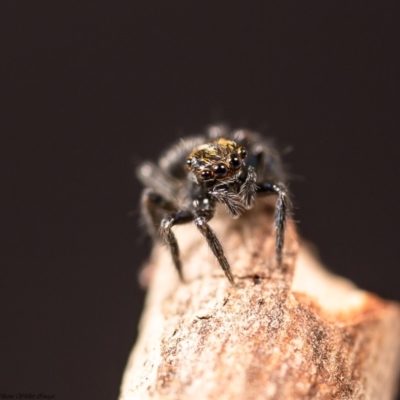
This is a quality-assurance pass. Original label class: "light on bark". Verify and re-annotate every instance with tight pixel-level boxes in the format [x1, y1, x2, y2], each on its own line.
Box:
[120, 201, 400, 400]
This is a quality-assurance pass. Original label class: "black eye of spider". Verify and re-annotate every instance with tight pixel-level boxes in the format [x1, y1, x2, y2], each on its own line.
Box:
[212, 163, 228, 178]
[186, 158, 192, 167]
[200, 169, 213, 180]
[230, 155, 242, 169]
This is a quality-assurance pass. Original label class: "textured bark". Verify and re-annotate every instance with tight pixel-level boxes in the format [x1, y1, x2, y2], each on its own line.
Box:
[120, 199, 400, 400]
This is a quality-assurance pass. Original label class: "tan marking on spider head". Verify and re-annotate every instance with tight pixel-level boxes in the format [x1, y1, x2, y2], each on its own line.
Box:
[186, 139, 247, 184]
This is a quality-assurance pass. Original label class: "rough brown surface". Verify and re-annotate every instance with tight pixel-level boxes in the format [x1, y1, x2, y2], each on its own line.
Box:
[120, 199, 400, 400]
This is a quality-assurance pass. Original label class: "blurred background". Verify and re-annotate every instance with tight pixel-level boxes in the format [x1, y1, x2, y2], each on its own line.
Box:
[1, 2, 399, 399]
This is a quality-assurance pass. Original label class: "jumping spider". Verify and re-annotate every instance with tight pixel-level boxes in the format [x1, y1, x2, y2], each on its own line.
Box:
[137, 126, 289, 285]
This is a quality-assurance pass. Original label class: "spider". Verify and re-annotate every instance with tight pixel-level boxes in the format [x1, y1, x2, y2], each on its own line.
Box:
[137, 126, 289, 285]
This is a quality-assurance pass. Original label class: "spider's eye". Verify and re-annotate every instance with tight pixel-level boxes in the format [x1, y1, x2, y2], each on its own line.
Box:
[200, 169, 213, 180]
[239, 147, 247, 159]
[230, 155, 242, 169]
[212, 164, 228, 178]
[186, 158, 192, 168]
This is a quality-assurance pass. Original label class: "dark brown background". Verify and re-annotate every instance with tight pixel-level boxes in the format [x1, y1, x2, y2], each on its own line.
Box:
[1, 2, 399, 399]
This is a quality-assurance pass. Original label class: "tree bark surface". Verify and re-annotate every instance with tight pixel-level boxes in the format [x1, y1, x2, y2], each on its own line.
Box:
[120, 200, 400, 400]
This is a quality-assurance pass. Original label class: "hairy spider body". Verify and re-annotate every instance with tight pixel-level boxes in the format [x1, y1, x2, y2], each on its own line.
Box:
[137, 126, 289, 285]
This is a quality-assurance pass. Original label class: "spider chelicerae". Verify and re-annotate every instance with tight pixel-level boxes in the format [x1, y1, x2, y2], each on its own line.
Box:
[137, 126, 289, 285]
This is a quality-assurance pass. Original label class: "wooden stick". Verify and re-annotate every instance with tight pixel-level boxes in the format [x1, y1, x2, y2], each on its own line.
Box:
[120, 199, 400, 400]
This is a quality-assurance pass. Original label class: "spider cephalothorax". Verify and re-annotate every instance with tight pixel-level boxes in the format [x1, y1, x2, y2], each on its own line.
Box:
[186, 138, 247, 185]
[137, 127, 289, 285]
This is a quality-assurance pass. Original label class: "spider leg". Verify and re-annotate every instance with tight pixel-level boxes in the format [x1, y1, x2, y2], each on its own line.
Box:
[209, 187, 244, 218]
[194, 215, 235, 285]
[256, 182, 289, 265]
[160, 211, 194, 281]
[137, 161, 180, 201]
[141, 188, 177, 237]
[239, 165, 258, 209]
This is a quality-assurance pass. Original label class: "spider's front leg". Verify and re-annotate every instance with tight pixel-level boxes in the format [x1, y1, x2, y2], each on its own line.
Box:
[142, 188, 194, 281]
[256, 182, 289, 265]
[160, 210, 194, 281]
[141, 188, 177, 237]
[194, 201, 235, 285]
[194, 216, 235, 285]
